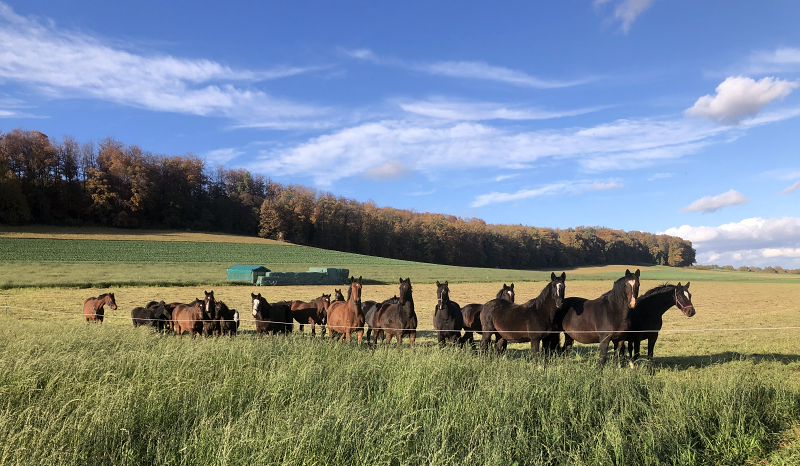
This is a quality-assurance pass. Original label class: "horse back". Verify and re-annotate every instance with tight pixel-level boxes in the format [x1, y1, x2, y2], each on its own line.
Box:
[461, 304, 483, 331]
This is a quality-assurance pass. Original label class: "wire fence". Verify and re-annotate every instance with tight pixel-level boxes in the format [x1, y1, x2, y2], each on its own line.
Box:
[5, 304, 800, 335]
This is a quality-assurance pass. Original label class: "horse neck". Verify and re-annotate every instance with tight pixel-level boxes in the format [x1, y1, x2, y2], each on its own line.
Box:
[527, 284, 557, 319]
[638, 287, 676, 318]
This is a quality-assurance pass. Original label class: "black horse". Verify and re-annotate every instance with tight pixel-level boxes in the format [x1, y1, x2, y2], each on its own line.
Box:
[433, 281, 463, 346]
[557, 269, 640, 366]
[627, 282, 696, 362]
[131, 300, 171, 330]
[461, 283, 515, 348]
[480, 273, 565, 355]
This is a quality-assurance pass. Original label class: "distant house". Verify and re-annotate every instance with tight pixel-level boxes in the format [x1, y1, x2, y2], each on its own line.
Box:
[226, 265, 270, 284]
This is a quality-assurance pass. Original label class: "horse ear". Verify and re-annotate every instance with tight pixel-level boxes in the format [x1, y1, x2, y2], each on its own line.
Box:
[685, 281, 690, 290]
[436, 281, 440, 286]
[625, 269, 631, 276]
[635, 269, 640, 278]
[358, 276, 362, 283]
[677, 282, 682, 288]
[399, 277, 403, 283]
[551, 272, 556, 281]
[445, 280, 448, 286]
[510, 283, 514, 289]
[561, 272, 566, 280]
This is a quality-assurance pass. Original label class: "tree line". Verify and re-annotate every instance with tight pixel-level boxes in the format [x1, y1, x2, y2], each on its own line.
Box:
[0, 128, 696, 268]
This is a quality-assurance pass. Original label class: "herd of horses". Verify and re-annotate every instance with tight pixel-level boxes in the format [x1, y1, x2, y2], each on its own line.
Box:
[82, 269, 697, 365]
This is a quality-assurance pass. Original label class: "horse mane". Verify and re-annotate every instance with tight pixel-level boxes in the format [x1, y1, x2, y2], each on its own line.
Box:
[640, 283, 675, 299]
[96, 293, 109, 300]
[598, 276, 629, 303]
[527, 280, 555, 309]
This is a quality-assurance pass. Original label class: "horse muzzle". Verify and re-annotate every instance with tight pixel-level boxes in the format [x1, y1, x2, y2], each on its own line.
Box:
[683, 306, 696, 317]
[629, 298, 637, 309]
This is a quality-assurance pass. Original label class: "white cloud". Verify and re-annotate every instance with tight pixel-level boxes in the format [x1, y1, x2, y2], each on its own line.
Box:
[595, 0, 656, 34]
[679, 189, 750, 214]
[663, 217, 800, 267]
[782, 181, 800, 194]
[250, 107, 800, 185]
[362, 160, 413, 180]
[344, 48, 593, 89]
[747, 47, 800, 74]
[399, 98, 605, 121]
[203, 148, 245, 164]
[470, 180, 623, 207]
[0, 3, 329, 129]
[685, 76, 798, 125]
[647, 172, 673, 180]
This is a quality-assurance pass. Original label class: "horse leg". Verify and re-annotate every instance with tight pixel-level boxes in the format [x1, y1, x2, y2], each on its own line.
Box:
[309, 320, 315, 336]
[563, 334, 574, 356]
[647, 334, 658, 360]
[495, 337, 506, 353]
[397, 333, 403, 346]
[530, 338, 540, 356]
[410, 332, 416, 347]
[597, 337, 611, 366]
[385, 333, 393, 345]
[357, 329, 363, 346]
[480, 331, 492, 354]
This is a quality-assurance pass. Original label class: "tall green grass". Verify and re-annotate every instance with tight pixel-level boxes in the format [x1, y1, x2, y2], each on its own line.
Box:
[1, 319, 798, 465]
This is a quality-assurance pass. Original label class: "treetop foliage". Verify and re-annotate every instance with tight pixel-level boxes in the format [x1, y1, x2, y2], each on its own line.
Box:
[0, 128, 696, 268]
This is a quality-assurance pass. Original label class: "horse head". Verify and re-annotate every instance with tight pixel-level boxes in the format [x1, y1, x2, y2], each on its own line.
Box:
[321, 294, 331, 310]
[204, 290, 217, 319]
[350, 276, 363, 306]
[398, 277, 412, 304]
[251, 293, 263, 317]
[550, 272, 566, 309]
[334, 289, 344, 301]
[498, 283, 515, 302]
[106, 293, 118, 310]
[436, 280, 450, 311]
[675, 282, 696, 317]
[625, 269, 641, 308]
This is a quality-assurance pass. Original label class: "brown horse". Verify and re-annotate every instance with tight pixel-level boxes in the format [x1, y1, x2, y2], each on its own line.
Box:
[461, 283, 515, 347]
[82, 293, 117, 323]
[200, 290, 218, 336]
[171, 298, 204, 336]
[480, 273, 565, 355]
[558, 269, 640, 366]
[326, 276, 364, 344]
[373, 277, 417, 347]
[291, 294, 331, 335]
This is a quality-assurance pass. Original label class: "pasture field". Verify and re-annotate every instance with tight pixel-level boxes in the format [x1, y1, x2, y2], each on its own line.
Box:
[2, 226, 800, 464]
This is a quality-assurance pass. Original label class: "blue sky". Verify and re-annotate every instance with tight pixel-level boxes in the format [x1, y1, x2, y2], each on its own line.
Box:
[2, 1, 800, 267]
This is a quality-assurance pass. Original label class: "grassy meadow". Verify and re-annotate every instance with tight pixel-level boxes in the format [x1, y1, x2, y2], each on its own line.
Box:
[1, 226, 800, 465]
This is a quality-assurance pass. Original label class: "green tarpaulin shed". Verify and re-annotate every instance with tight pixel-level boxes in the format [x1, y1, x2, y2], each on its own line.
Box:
[226, 265, 270, 284]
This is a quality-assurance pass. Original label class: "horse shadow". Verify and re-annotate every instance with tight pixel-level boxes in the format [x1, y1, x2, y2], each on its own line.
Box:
[650, 352, 800, 369]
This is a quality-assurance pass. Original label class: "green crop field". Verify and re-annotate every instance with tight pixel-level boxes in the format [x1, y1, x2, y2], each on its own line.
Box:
[1, 226, 799, 465]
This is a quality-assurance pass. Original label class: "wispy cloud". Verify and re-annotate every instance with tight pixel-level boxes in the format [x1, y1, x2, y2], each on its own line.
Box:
[470, 180, 623, 207]
[746, 47, 800, 74]
[647, 172, 673, 180]
[251, 106, 800, 185]
[663, 217, 800, 267]
[685, 76, 798, 125]
[203, 148, 245, 165]
[679, 189, 750, 214]
[0, 3, 330, 129]
[399, 98, 606, 121]
[343, 48, 594, 89]
[595, 0, 656, 34]
[782, 181, 800, 194]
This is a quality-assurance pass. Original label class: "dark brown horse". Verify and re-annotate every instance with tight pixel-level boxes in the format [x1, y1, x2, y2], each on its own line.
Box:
[291, 294, 331, 335]
[217, 301, 239, 337]
[461, 283, 515, 347]
[252, 293, 293, 335]
[171, 298, 204, 336]
[364, 296, 398, 345]
[82, 293, 117, 323]
[326, 276, 364, 344]
[558, 269, 640, 366]
[433, 280, 463, 346]
[480, 273, 565, 355]
[627, 282, 696, 362]
[200, 290, 218, 336]
[373, 278, 417, 347]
